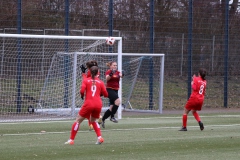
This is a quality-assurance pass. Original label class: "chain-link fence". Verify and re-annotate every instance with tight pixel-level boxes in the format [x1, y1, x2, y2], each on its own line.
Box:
[0, 0, 240, 109]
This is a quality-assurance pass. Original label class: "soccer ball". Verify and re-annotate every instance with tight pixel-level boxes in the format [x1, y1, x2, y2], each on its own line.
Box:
[106, 37, 115, 46]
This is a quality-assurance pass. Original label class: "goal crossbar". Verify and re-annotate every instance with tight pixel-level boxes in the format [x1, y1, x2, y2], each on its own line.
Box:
[0, 33, 122, 41]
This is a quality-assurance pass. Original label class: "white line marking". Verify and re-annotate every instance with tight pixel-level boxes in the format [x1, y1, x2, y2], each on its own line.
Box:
[1, 114, 240, 124]
[1, 124, 240, 136]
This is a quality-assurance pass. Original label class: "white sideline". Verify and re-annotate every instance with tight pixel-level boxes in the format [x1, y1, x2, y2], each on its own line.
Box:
[1, 114, 240, 124]
[1, 123, 240, 137]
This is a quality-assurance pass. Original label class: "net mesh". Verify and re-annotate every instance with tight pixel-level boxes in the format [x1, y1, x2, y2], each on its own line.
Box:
[0, 34, 164, 122]
[0, 36, 115, 121]
[38, 52, 117, 116]
[122, 56, 162, 111]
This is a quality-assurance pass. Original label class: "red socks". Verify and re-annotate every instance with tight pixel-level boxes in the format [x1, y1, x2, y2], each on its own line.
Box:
[70, 122, 80, 140]
[182, 112, 201, 128]
[91, 121, 101, 137]
[182, 114, 187, 127]
[69, 121, 102, 140]
[192, 112, 201, 122]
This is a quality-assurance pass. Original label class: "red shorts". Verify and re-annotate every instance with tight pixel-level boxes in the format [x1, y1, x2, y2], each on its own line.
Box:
[79, 104, 101, 119]
[185, 98, 203, 111]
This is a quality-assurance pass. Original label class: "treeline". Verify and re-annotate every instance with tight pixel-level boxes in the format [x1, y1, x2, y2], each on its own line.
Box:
[0, 0, 239, 34]
[0, 0, 240, 75]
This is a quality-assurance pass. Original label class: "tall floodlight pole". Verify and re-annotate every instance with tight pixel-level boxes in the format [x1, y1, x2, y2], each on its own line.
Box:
[149, 0, 154, 110]
[187, 0, 193, 99]
[64, 0, 70, 108]
[108, 0, 113, 53]
[224, 0, 229, 107]
[17, 0, 22, 113]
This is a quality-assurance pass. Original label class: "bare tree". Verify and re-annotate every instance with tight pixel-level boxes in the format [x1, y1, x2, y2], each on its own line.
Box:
[0, 1, 17, 28]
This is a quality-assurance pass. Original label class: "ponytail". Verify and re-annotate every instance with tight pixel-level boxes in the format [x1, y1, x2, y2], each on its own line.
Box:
[199, 68, 207, 80]
[106, 62, 111, 67]
[90, 66, 99, 80]
[86, 60, 98, 69]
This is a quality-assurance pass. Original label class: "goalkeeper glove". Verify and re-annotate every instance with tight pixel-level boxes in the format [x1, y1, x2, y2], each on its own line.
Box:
[121, 70, 125, 76]
[80, 64, 87, 73]
[109, 70, 114, 77]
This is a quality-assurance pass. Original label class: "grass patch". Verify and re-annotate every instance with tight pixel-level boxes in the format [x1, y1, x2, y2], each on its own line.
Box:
[0, 113, 240, 160]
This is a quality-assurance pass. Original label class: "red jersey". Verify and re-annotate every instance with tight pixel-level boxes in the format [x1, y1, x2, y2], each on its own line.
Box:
[86, 70, 100, 78]
[190, 76, 207, 101]
[105, 69, 120, 90]
[82, 70, 100, 79]
[80, 77, 108, 108]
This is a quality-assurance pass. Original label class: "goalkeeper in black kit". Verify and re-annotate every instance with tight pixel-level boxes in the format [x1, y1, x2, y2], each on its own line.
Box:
[98, 61, 124, 128]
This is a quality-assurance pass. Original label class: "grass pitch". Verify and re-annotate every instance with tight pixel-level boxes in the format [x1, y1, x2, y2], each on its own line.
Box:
[0, 112, 240, 160]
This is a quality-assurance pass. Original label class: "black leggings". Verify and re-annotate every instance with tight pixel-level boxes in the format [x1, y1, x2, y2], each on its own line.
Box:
[107, 88, 119, 116]
[107, 88, 119, 105]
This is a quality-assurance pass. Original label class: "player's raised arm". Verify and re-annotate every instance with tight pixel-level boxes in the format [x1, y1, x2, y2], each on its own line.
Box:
[80, 64, 87, 79]
[106, 69, 114, 81]
[119, 70, 125, 78]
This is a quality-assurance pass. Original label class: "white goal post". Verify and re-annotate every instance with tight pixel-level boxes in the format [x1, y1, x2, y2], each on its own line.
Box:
[0, 33, 164, 122]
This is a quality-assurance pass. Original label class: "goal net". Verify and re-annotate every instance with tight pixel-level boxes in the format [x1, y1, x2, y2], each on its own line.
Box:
[0, 33, 164, 122]
[121, 53, 164, 114]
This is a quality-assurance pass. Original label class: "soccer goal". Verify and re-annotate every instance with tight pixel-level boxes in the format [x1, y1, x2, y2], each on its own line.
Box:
[0, 33, 164, 122]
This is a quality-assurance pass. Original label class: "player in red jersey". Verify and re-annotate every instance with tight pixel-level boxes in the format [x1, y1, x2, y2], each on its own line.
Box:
[99, 61, 124, 128]
[65, 66, 108, 145]
[179, 68, 207, 131]
[80, 60, 100, 131]
[80, 60, 100, 79]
